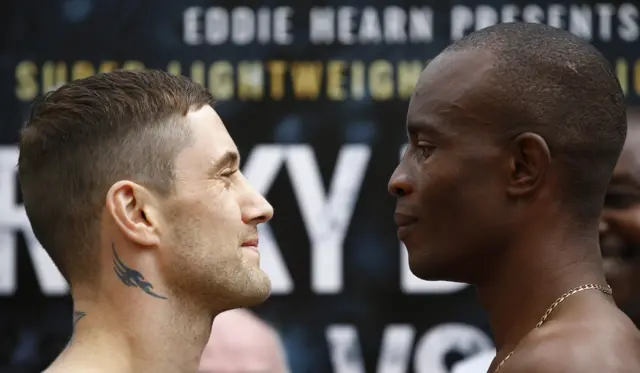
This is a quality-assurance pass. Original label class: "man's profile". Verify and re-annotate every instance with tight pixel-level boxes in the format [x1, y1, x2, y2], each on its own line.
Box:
[18, 70, 274, 373]
[389, 23, 640, 372]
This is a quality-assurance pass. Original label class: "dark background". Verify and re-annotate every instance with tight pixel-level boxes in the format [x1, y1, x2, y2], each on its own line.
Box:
[0, 1, 638, 372]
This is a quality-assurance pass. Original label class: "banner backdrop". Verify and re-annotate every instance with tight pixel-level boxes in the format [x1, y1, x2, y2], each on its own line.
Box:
[0, 1, 639, 372]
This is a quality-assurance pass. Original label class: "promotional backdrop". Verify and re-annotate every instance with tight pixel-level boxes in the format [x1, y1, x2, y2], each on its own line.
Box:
[1, 1, 639, 372]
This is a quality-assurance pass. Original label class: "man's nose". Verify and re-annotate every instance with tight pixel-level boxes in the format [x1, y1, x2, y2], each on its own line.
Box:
[388, 167, 413, 197]
[240, 175, 274, 225]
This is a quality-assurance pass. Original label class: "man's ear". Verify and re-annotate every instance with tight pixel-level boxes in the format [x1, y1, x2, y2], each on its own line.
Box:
[105, 180, 162, 247]
[506, 132, 551, 198]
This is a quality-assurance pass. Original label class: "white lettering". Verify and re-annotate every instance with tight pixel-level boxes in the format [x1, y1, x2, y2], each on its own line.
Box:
[184, 7, 293, 45]
[0, 147, 68, 295]
[501, 5, 519, 23]
[286, 145, 370, 293]
[597, 4, 615, 41]
[521, 5, 544, 24]
[257, 8, 271, 44]
[413, 324, 493, 373]
[204, 7, 229, 45]
[310, 7, 335, 44]
[619, 3, 640, 42]
[326, 324, 414, 373]
[568, 5, 592, 41]
[327, 323, 492, 373]
[231, 7, 256, 45]
[241, 145, 294, 294]
[408, 7, 433, 42]
[183, 7, 202, 45]
[548, 4, 566, 29]
[384, 6, 407, 43]
[359, 7, 382, 44]
[273, 7, 293, 44]
[475, 5, 498, 31]
[451, 6, 473, 40]
[337, 7, 357, 45]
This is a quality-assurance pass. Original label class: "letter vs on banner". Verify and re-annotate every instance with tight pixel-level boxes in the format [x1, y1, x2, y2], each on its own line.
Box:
[1, 0, 639, 372]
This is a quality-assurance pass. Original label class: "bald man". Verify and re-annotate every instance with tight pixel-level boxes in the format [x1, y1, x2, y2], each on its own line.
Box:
[453, 112, 640, 373]
[389, 22, 640, 373]
[199, 309, 290, 373]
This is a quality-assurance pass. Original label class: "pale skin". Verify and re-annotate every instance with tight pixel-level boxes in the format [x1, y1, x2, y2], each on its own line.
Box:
[44, 105, 274, 373]
[199, 309, 290, 373]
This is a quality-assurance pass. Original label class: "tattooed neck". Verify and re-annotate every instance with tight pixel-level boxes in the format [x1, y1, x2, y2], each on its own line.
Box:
[112, 243, 168, 300]
[73, 311, 86, 326]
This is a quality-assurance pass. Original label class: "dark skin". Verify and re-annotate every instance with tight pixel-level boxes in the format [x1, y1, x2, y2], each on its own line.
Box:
[389, 49, 640, 372]
[601, 124, 640, 327]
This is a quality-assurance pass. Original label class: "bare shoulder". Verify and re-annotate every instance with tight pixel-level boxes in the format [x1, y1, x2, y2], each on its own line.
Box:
[503, 315, 640, 373]
[45, 365, 107, 373]
[43, 355, 117, 373]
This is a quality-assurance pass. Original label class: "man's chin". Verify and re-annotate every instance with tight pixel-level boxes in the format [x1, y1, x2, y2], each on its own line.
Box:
[240, 271, 272, 305]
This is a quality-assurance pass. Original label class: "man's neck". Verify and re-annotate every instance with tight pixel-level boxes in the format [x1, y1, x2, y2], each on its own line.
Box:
[476, 224, 607, 354]
[57, 294, 216, 373]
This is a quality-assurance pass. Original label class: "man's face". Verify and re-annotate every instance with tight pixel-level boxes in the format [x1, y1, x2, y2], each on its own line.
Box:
[158, 105, 274, 310]
[600, 125, 640, 322]
[388, 50, 511, 283]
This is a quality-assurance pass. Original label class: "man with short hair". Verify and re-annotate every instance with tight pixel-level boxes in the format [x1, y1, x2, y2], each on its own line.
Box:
[452, 110, 640, 373]
[18, 70, 274, 373]
[389, 23, 640, 372]
[199, 309, 290, 373]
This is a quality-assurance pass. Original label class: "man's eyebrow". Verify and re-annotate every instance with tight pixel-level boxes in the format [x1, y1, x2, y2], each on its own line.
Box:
[407, 120, 442, 137]
[209, 150, 240, 175]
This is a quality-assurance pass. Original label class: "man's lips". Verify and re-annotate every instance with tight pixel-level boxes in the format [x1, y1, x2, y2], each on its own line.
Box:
[394, 212, 418, 239]
[242, 239, 259, 247]
[394, 212, 418, 227]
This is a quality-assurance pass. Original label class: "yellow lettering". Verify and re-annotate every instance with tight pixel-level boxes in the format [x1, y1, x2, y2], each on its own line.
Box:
[16, 61, 38, 102]
[398, 61, 423, 98]
[267, 61, 286, 100]
[41, 61, 66, 93]
[617, 58, 628, 96]
[98, 61, 118, 73]
[350, 61, 365, 100]
[191, 61, 205, 86]
[634, 59, 640, 97]
[42, 61, 55, 92]
[326, 60, 346, 101]
[237, 62, 264, 101]
[369, 60, 393, 101]
[209, 62, 233, 100]
[72, 61, 95, 81]
[291, 62, 323, 100]
[167, 61, 181, 76]
[122, 61, 144, 71]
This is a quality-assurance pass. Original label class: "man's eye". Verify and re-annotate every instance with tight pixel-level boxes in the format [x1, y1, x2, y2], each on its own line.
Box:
[413, 142, 435, 160]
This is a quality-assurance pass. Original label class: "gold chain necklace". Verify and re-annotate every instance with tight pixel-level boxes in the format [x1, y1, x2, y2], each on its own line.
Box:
[493, 283, 612, 372]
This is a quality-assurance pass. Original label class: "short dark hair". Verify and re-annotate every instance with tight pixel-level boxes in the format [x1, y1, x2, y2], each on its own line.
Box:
[447, 22, 626, 219]
[18, 70, 214, 283]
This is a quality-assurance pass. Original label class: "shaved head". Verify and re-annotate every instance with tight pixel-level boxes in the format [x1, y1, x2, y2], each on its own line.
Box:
[440, 22, 626, 219]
